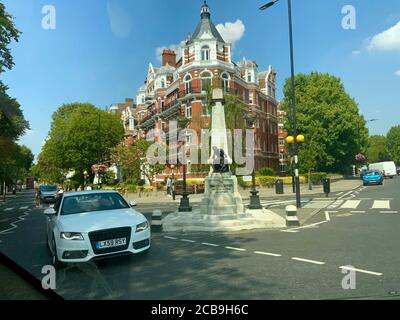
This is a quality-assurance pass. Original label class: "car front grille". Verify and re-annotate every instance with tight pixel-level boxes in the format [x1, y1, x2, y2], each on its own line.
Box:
[89, 227, 131, 254]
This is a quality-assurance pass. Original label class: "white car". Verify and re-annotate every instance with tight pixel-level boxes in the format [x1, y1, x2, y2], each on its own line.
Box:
[44, 190, 150, 268]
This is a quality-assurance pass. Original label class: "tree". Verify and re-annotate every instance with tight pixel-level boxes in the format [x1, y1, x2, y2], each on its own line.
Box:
[112, 139, 165, 185]
[282, 72, 368, 174]
[387, 126, 400, 166]
[0, 3, 21, 73]
[38, 103, 125, 184]
[366, 135, 390, 163]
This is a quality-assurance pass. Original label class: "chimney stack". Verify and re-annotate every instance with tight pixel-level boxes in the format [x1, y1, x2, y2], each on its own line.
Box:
[162, 49, 176, 67]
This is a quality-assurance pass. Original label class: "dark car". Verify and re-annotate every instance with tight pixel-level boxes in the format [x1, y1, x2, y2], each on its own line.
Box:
[397, 167, 400, 176]
[362, 171, 383, 186]
[39, 185, 59, 204]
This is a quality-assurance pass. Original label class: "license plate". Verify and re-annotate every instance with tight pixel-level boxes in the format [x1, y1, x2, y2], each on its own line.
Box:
[96, 238, 126, 249]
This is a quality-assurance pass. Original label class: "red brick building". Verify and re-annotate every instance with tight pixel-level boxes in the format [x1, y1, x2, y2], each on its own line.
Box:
[277, 104, 288, 174]
[134, 2, 280, 180]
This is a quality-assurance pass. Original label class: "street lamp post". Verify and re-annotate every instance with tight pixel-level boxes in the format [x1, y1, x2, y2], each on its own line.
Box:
[260, 0, 302, 208]
[177, 117, 192, 212]
[245, 112, 262, 209]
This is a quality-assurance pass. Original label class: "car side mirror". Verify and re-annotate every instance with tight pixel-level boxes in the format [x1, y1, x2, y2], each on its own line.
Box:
[129, 200, 137, 207]
[44, 208, 56, 216]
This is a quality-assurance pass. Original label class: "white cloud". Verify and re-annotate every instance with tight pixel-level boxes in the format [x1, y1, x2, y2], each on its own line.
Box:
[216, 20, 245, 47]
[395, 70, 400, 77]
[352, 50, 361, 55]
[367, 21, 400, 51]
[155, 44, 181, 63]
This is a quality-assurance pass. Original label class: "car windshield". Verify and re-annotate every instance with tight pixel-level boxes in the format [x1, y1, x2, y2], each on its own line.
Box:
[61, 192, 130, 215]
[40, 185, 58, 192]
[365, 171, 380, 176]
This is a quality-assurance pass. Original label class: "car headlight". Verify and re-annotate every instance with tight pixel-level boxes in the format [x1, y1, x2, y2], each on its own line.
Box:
[136, 221, 149, 232]
[60, 232, 84, 240]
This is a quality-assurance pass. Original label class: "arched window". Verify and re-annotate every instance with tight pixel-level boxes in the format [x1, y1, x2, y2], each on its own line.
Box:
[201, 71, 212, 93]
[184, 74, 192, 94]
[201, 45, 210, 61]
[221, 73, 229, 93]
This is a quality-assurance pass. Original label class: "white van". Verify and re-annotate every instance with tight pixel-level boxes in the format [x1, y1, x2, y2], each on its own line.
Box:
[369, 161, 397, 179]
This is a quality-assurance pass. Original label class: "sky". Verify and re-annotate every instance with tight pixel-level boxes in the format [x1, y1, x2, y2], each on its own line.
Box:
[2, 0, 400, 160]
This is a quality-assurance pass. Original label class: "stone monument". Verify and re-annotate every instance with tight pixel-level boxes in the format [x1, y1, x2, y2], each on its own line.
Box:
[163, 88, 285, 232]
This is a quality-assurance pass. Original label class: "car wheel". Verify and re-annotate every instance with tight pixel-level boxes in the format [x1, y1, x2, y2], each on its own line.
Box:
[52, 237, 66, 269]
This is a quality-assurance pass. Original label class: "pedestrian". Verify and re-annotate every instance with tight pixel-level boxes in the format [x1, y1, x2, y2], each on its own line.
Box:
[166, 176, 172, 196]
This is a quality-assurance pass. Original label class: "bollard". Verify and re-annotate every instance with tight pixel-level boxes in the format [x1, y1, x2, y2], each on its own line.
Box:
[323, 178, 330, 197]
[275, 179, 284, 195]
[151, 210, 163, 232]
[286, 205, 300, 227]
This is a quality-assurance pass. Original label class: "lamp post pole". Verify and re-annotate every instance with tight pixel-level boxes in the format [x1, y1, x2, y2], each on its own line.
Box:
[260, 0, 301, 208]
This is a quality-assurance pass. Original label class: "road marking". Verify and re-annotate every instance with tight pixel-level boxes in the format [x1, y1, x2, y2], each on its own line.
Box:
[379, 211, 398, 214]
[181, 239, 196, 243]
[19, 206, 29, 210]
[337, 192, 344, 196]
[225, 246, 246, 252]
[280, 230, 299, 233]
[164, 236, 177, 240]
[340, 200, 361, 209]
[339, 266, 383, 276]
[254, 251, 281, 257]
[303, 201, 332, 209]
[338, 190, 353, 199]
[372, 200, 390, 209]
[3, 208, 14, 211]
[292, 257, 325, 265]
[325, 211, 331, 221]
[351, 211, 366, 214]
[327, 200, 344, 209]
[201, 242, 219, 247]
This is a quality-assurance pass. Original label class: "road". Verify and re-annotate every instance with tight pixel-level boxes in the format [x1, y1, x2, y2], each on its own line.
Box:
[0, 177, 399, 299]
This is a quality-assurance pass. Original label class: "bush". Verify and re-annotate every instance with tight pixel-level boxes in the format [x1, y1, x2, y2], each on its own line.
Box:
[309, 172, 327, 185]
[257, 167, 275, 176]
[124, 184, 137, 193]
[257, 176, 275, 187]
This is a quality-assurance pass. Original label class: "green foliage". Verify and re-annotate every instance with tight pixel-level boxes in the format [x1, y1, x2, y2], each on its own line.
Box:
[309, 172, 328, 185]
[257, 167, 275, 176]
[366, 135, 391, 163]
[387, 126, 400, 166]
[282, 72, 368, 174]
[0, 3, 21, 73]
[38, 103, 125, 184]
[112, 139, 166, 185]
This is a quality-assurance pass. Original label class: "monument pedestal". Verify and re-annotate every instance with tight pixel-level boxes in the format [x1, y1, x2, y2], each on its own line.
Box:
[162, 173, 286, 232]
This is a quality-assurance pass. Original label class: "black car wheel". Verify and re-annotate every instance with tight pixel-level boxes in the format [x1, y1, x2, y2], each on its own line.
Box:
[52, 237, 65, 269]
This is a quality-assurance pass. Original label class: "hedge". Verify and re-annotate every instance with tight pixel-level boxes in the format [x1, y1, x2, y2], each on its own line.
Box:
[238, 176, 307, 188]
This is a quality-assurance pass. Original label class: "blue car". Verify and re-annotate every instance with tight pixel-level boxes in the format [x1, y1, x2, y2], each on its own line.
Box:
[362, 171, 383, 186]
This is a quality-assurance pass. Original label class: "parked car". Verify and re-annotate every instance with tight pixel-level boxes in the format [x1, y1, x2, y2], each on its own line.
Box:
[45, 190, 149, 268]
[39, 184, 60, 204]
[362, 171, 384, 186]
[368, 161, 397, 179]
[397, 167, 400, 176]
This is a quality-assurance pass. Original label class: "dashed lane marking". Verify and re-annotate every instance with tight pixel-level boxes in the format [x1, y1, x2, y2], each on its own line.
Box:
[292, 257, 325, 265]
[339, 266, 383, 276]
[350, 211, 366, 214]
[201, 242, 219, 247]
[379, 211, 398, 214]
[181, 239, 196, 243]
[3, 208, 14, 212]
[225, 246, 246, 252]
[254, 251, 281, 257]
[164, 236, 177, 240]
[19, 206, 29, 210]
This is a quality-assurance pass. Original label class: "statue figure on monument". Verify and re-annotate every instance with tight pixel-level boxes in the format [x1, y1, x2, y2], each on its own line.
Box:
[211, 146, 230, 173]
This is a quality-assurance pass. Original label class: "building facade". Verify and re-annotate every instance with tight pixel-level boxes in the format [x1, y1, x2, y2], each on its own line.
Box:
[133, 2, 280, 179]
[277, 104, 288, 174]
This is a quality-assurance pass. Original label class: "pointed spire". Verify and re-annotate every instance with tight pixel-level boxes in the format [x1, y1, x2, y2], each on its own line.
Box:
[201, 1, 211, 19]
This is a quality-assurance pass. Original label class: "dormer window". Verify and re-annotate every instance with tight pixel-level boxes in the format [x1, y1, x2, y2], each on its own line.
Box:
[221, 73, 229, 93]
[201, 71, 212, 92]
[201, 45, 210, 61]
[247, 73, 252, 82]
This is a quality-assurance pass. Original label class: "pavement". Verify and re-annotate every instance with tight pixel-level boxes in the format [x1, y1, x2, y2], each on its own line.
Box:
[1, 177, 399, 300]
